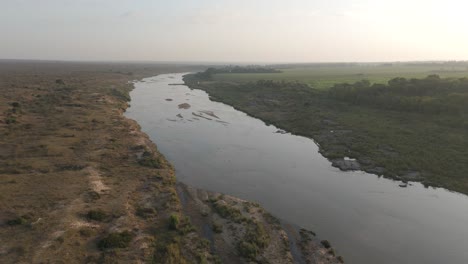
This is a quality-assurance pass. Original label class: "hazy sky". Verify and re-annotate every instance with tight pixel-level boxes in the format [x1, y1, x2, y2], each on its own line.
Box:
[1, 0, 468, 62]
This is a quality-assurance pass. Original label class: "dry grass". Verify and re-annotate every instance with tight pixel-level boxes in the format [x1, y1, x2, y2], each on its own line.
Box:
[0, 61, 216, 263]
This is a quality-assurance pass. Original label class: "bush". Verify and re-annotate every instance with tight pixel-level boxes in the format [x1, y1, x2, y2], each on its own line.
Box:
[168, 214, 179, 230]
[164, 243, 187, 264]
[6, 216, 28, 226]
[212, 201, 244, 223]
[321, 240, 331, 249]
[237, 222, 270, 260]
[86, 209, 107, 222]
[238, 241, 259, 259]
[5, 116, 16, 124]
[138, 151, 162, 169]
[98, 231, 133, 250]
[212, 221, 223, 233]
[178, 216, 196, 235]
[136, 207, 157, 219]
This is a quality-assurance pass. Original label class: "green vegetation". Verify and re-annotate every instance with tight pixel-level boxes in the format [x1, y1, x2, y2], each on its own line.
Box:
[237, 222, 270, 261]
[168, 214, 180, 230]
[185, 65, 468, 194]
[135, 207, 157, 219]
[98, 231, 133, 250]
[162, 243, 188, 264]
[212, 221, 223, 233]
[212, 62, 468, 89]
[86, 209, 108, 222]
[6, 216, 29, 226]
[138, 151, 162, 168]
[321, 240, 332, 249]
[211, 200, 245, 223]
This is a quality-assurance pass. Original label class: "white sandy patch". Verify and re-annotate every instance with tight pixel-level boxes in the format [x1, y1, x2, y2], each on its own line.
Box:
[87, 166, 110, 193]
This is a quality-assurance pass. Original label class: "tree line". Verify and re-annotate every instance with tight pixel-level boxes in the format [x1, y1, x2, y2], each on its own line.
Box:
[328, 75, 468, 115]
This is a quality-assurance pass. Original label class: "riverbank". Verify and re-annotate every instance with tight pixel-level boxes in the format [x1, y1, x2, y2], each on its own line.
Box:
[0, 61, 342, 263]
[184, 72, 468, 195]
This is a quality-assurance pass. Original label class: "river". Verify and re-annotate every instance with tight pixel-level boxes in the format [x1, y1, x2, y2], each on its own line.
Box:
[125, 73, 468, 264]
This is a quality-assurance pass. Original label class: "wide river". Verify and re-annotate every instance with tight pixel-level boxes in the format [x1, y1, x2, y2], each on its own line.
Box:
[125, 73, 468, 264]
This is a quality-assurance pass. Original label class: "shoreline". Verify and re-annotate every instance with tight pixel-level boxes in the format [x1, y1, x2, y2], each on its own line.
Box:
[182, 74, 462, 194]
[127, 75, 345, 263]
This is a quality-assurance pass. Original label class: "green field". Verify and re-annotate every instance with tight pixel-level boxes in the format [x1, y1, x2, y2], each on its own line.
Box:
[214, 63, 468, 89]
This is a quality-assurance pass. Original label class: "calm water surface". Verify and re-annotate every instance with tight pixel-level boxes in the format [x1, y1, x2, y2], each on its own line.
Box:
[125, 73, 468, 264]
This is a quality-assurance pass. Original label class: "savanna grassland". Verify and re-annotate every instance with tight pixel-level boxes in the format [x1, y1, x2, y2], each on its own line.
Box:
[184, 63, 468, 195]
[0, 61, 217, 263]
[0, 60, 343, 264]
[213, 62, 468, 89]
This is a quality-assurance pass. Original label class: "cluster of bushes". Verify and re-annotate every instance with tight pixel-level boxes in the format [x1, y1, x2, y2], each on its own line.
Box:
[110, 88, 131, 102]
[237, 222, 270, 261]
[191, 66, 281, 81]
[168, 214, 195, 235]
[211, 200, 245, 223]
[211, 66, 281, 74]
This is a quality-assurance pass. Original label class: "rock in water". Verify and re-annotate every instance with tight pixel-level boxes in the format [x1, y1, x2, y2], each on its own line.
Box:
[178, 103, 191, 109]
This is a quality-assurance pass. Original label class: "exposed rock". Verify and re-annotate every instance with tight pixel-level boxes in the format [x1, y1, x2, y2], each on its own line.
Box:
[178, 103, 191, 109]
[331, 159, 361, 171]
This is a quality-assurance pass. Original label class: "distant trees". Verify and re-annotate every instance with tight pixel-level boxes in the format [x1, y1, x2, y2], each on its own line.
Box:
[328, 75, 468, 115]
[193, 66, 281, 81]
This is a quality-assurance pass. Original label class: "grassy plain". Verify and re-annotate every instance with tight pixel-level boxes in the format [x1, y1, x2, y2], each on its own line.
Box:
[214, 62, 468, 89]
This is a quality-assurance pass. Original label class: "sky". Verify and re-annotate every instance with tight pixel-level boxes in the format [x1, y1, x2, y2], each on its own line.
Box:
[1, 0, 468, 63]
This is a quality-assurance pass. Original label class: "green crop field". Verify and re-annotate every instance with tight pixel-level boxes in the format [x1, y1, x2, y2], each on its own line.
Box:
[213, 63, 468, 89]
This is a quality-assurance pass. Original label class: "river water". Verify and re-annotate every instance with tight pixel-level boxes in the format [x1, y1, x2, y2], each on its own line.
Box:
[125, 73, 468, 264]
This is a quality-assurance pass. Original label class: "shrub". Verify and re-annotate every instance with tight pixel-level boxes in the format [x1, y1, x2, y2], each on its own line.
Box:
[237, 241, 259, 260]
[168, 214, 179, 230]
[212, 221, 223, 233]
[163, 243, 187, 264]
[237, 222, 270, 260]
[5, 116, 16, 124]
[138, 151, 162, 169]
[321, 240, 331, 248]
[6, 216, 28, 226]
[136, 207, 157, 219]
[212, 201, 244, 223]
[178, 216, 196, 235]
[98, 231, 133, 250]
[86, 209, 107, 222]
